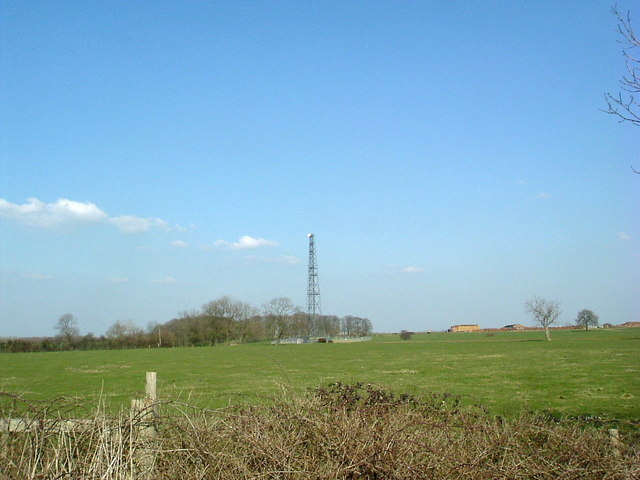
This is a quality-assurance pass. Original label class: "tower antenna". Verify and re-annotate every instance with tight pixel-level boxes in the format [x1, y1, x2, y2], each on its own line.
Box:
[307, 233, 321, 328]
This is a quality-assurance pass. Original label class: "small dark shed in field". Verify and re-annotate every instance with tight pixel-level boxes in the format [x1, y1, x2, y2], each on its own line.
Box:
[503, 324, 525, 331]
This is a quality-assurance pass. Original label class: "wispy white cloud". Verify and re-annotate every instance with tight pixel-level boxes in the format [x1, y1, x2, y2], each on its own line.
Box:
[151, 275, 176, 284]
[280, 255, 300, 265]
[214, 235, 279, 250]
[109, 215, 169, 233]
[617, 232, 632, 241]
[243, 255, 300, 265]
[402, 266, 424, 273]
[535, 192, 552, 200]
[106, 277, 130, 283]
[0, 198, 107, 228]
[386, 265, 425, 275]
[21, 272, 53, 281]
[0, 197, 181, 234]
[174, 223, 197, 232]
[170, 240, 189, 248]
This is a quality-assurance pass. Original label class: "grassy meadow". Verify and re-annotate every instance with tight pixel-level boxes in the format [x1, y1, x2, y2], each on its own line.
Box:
[1, 328, 638, 419]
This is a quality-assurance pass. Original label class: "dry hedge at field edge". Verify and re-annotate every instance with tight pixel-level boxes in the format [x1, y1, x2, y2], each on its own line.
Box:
[1, 384, 638, 480]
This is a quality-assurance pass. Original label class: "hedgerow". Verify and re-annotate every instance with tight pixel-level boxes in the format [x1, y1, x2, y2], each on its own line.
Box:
[1, 385, 638, 479]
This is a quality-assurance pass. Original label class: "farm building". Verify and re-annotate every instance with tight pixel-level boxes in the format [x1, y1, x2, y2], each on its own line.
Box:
[271, 337, 309, 344]
[503, 324, 525, 331]
[449, 324, 480, 333]
[619, 321, 640, 328]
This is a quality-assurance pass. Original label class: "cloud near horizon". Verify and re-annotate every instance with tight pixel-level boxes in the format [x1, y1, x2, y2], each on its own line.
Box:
[214, 235, 279, 250]
[0, 197, 178, 233]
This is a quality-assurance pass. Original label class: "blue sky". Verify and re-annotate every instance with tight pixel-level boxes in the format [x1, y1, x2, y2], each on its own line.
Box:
[1, 1, 638, 337]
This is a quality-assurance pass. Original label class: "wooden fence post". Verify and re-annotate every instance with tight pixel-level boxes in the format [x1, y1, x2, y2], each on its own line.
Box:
[146, 372, 157, 403]
[131, 372, 158, 479]
[608, 428, 621, 457]
[145, 371, 159, 426]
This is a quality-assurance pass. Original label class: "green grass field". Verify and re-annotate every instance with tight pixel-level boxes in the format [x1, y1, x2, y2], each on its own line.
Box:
[1, 328, 638, 419]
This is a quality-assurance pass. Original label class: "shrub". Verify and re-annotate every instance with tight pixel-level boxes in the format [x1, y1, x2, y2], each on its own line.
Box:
[1, 386, 638, 479]
[399, 330, 412, 341]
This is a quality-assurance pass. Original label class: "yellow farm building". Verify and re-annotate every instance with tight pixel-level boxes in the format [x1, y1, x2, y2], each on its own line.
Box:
[449, 324, 480, 333]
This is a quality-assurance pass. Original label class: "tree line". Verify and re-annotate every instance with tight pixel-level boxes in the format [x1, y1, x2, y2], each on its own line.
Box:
[0, 296, 373, 353]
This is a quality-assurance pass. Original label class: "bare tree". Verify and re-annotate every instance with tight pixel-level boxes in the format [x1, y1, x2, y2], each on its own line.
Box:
[263, 297, 298, 341]
[202, 296, 258, 322]
[105, 320, 142, 347]
[575, 309, 600, 331]
[604, 6, 640, 172]
[55, 313, 79, 346]
[202, 296, 258, 342]
[202, 295, 235, 318]
[525, 297, 561, 341]
[605, 7, 640, 125]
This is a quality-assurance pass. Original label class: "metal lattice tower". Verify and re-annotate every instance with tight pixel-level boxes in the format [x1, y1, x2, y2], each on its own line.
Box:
[306, 233, 321, 321]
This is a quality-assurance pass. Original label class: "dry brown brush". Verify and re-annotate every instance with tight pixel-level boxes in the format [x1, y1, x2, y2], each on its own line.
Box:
[1, 384, 638, 479]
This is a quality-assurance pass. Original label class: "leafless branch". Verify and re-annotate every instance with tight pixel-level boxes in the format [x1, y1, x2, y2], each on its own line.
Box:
[605, 6, 640, 174]
[605, 6, 640, 125]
